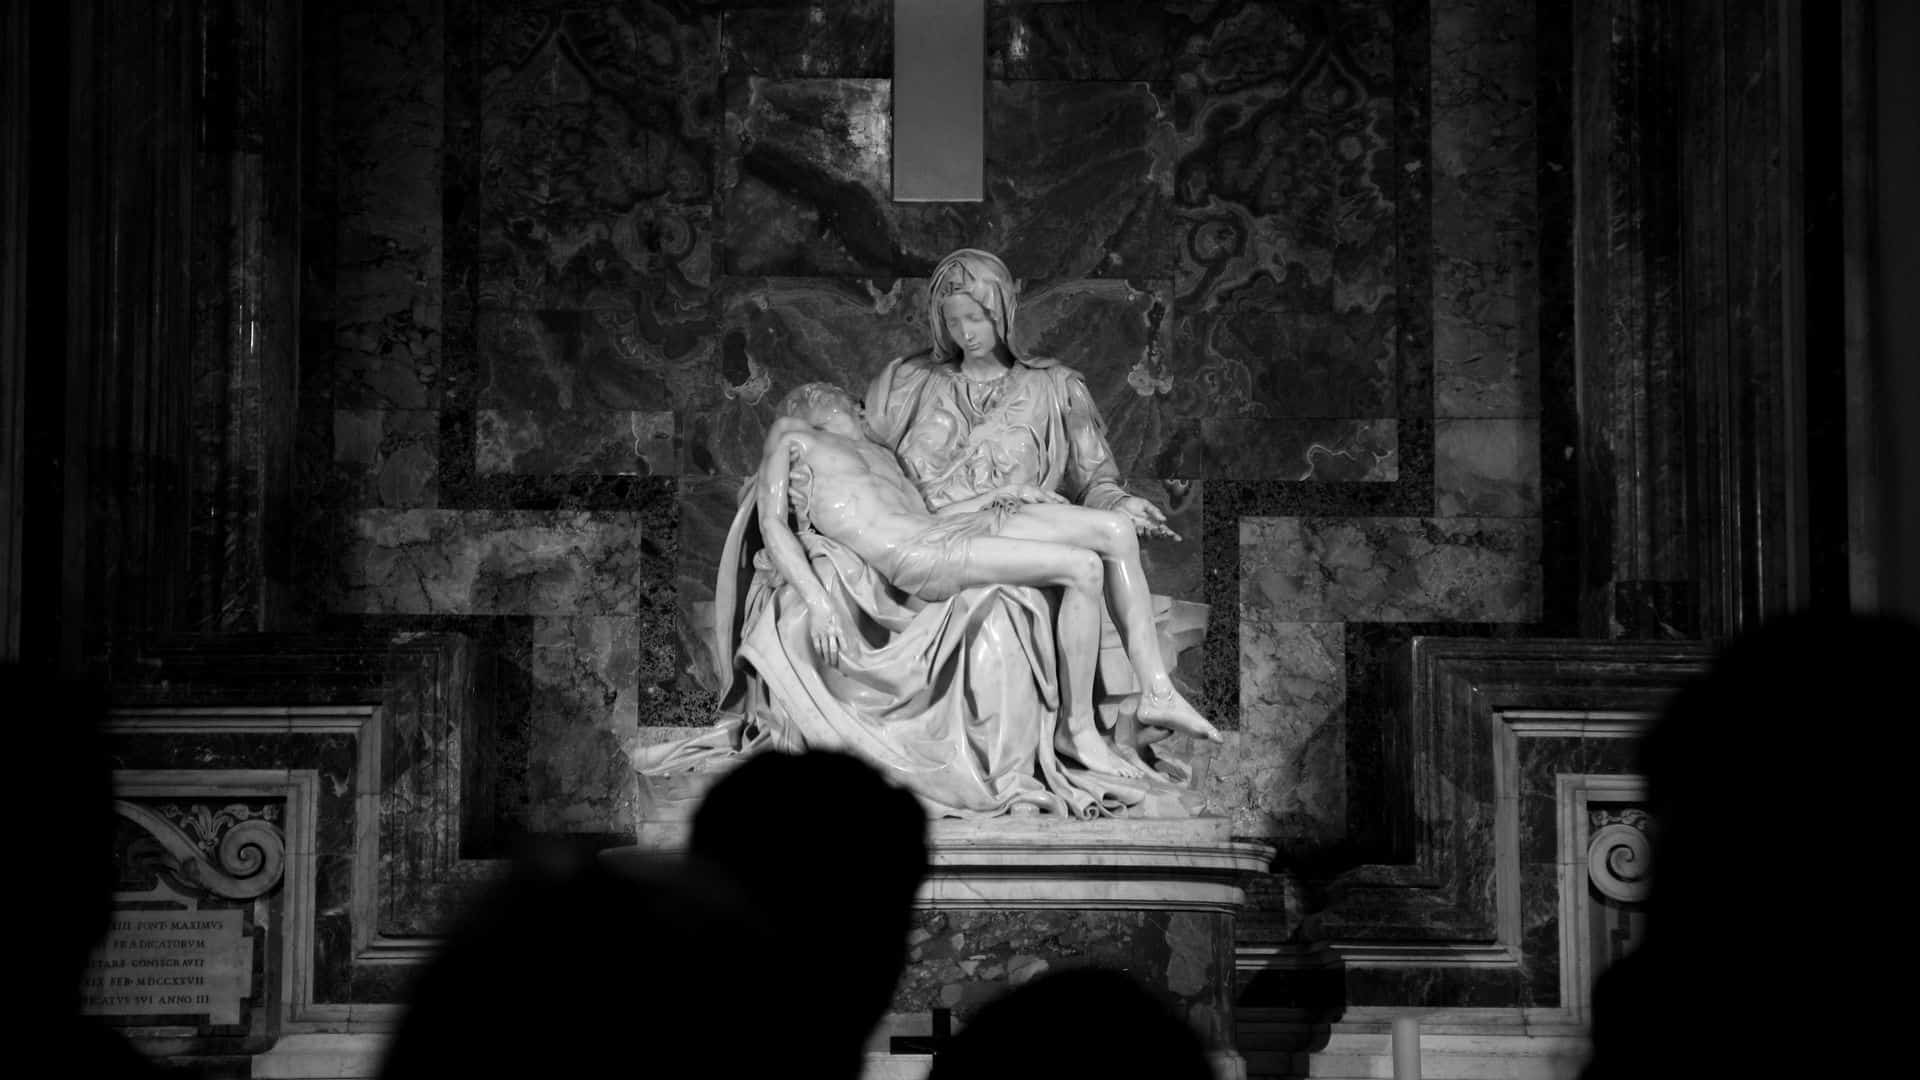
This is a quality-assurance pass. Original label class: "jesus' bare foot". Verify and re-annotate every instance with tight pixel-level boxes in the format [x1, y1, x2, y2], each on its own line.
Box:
[1138, 683, 1223, 743]
[1068, 721, 1145, 778]
[1113, 742, 1152, 776]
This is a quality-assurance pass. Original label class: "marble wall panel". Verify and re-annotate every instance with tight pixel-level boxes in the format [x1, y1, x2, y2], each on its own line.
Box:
[334, 11, 445, 410]
[1344, 963, 1526, 1009]
[1015, 278, 1193, 475]
[1516, 737, 1583, 864]
[475, 409, 677, 476]
[721, 0, 891, 78]
[687, 276, 928, 476]
[477, 307, 714, 415]
[720, 79, 1172, 280]
[478, 3, 718, 309]
[1434, 417, 1540, 516]
[333, 410, 441, 508]
[336, 510, 670, 615]
[1430, 0, 1539, 417]
[529, 615, 642, 833]
[988, 0, 1171, 81]
[1203, 618, 1346, 841]
[1169, 0, 1397, 93]
[1519, 861, 1562, 1007]
[1242, 517, 1541, 622]
[1169, 1, 1397, 422]
[1203, 419, 1399, 481]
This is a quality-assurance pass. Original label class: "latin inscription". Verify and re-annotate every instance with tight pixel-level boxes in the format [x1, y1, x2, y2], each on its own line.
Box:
[80, 910, 251, 1025]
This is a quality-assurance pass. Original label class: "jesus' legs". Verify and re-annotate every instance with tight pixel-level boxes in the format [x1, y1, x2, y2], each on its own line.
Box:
[937, 537, 1145, 777]
[992, 505, 1222, 743]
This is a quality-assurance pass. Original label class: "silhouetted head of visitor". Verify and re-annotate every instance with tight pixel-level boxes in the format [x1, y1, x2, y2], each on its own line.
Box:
[690, 751, 930, 1075]
[1583, 610, 1920, 1080]
[1636, 609, 1918, 944]
[380, 844, 789, 1080]
[928, 967, 1212, 1080]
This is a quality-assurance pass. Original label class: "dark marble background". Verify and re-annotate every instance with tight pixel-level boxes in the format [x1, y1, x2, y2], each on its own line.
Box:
[299, 0, 1546, 852]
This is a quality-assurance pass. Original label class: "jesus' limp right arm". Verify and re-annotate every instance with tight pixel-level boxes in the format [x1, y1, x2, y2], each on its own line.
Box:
[756, 418, 845, 667]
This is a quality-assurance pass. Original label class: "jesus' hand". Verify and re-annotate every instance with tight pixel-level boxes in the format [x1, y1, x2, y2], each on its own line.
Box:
[806, 599, 845, 668]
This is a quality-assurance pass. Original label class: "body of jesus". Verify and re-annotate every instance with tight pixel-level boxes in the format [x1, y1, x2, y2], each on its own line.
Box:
[756, 382, 1222, 778]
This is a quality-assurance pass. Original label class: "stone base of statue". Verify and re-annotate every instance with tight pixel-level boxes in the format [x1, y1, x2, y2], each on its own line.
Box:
[610, 816, 1274, 1080]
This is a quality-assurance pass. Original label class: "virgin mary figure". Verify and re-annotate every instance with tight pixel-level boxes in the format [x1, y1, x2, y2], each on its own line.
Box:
[636, 249, 1209, 819]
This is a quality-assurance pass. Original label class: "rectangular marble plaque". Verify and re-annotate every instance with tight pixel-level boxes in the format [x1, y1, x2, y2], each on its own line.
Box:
[80, 909, 252, 1025]
[893, 0, 984, 202]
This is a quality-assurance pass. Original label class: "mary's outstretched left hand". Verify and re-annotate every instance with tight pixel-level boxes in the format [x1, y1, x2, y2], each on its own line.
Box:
[1115, 495, 1180, 541]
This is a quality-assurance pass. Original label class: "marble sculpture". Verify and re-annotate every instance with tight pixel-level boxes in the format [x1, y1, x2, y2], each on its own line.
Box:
[636, 249, 1217, 818]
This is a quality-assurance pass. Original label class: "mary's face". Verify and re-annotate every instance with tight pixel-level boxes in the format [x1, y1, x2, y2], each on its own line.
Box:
[940, 294, 999, 358]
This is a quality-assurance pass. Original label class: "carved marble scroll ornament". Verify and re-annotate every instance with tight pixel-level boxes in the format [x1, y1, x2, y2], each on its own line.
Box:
[1588, 809, 1652, 903]
[637, 249, 1212, 820]
[116, 801, 286, 900]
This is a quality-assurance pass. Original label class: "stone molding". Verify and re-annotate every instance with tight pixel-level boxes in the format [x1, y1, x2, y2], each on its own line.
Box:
[920, 819, 1275, 913]
[631, 817, 1276, 914]
[1308, 638, 1709, 967]
[108, 706, 418, 1033]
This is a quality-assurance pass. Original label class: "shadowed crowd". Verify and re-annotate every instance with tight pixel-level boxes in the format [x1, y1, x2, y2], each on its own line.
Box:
[24, 608, 1919, 1078]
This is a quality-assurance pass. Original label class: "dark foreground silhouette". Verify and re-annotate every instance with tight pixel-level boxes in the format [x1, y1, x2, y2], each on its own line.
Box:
[380, 749, 929, 1080]
[1581, 611, 1920, 1080]
[12, 664, 165, 1078]
[928, 967, 1213, 1080]
[689, 749, 931, 1077]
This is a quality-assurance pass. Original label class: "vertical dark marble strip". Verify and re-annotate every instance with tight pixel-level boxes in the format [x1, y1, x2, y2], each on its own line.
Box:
[1683, 0, 1806, 635]
[1725, 1, 1793, 622]
[1200, 479, 1241, 732]
[1682, 0, 1736, 635]
[0, 3, 25, 659]
[190, 0, 235, 635]
[437, 0, 482, 513]
[1799, 4, 1852, 610]
[12, 0, 71, 668]
[1536, 0, 1580, 636]
[1570, 0, 1616, 637]
[443, 0, 480, 412]
[48, 0, 207, 661]
[183, 0, 303, 636]
[1596, 0, 1692, 638]
[1393, 0, 1433, 426]
[292, 0, 338, 627]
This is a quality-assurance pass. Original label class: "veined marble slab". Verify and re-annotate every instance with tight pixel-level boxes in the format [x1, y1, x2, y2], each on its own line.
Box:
[618, 814, 1273, 913]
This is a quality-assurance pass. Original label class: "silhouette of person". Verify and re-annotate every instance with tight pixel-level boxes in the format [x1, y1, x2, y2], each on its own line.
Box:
[378, 839, 794, 1079]
[688, 750, 931, 1080]
[1581, 611, 1920, 1080]
[927, 966, 1212, 1080]
[12, 664, 166, 1078]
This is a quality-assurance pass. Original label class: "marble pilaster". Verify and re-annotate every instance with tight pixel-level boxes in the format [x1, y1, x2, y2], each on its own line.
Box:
[1571, 0, 1692, 637]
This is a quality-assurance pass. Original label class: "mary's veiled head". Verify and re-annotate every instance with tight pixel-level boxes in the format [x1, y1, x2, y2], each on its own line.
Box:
[928, 249, 1019, 363]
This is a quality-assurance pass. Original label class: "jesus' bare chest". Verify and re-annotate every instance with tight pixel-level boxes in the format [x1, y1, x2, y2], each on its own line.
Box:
[797, 434, 928, 519]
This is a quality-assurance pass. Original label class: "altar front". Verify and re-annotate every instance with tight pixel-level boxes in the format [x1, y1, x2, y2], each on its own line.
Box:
[614, 817, 1276, 1080]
